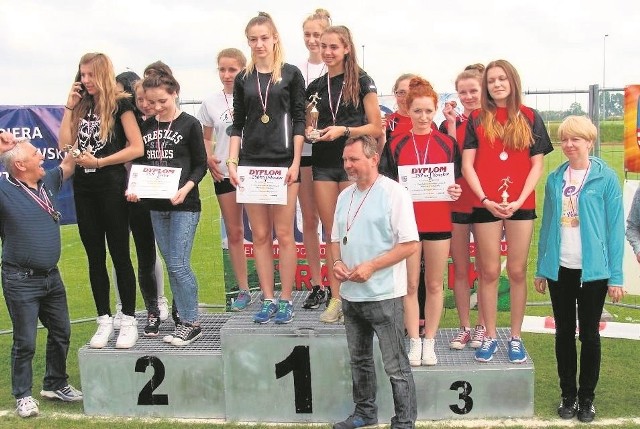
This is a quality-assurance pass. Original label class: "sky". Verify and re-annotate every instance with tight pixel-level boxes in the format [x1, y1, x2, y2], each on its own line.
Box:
[1, 0, 639, 112]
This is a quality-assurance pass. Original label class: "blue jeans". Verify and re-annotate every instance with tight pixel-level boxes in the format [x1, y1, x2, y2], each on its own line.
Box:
[2, 266, 70, 399]
[150, 210, 200, 323]
[548, 266, 608, 401]
[342, 297, 417, 429]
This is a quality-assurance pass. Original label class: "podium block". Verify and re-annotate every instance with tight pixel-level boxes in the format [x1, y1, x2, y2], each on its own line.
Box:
[78, 313, 230, 418]
[78, 292, 533, 422]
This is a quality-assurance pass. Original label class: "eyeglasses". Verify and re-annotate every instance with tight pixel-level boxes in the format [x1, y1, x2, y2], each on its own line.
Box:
[394, 90, 407, 97]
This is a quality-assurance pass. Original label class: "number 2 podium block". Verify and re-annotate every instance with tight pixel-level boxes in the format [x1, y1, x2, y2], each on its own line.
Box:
[78, 314, 230, 418]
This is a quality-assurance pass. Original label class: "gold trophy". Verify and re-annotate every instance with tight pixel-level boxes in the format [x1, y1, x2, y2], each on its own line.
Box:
[308, 92, 321, 142]
[498, 176, 513, 207]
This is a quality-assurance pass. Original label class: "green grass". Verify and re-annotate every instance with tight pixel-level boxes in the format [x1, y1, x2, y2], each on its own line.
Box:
[0, 144, 639, 428]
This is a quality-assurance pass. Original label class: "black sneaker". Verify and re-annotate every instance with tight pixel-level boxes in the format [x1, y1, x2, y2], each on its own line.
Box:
[144, 314, 160, 337]
[303, 285, 327, 309]
[170, 322, 202, 346]
[333, 413, 377, 429]
[557, 396, 577, 419]
[577, 398, 595, 423]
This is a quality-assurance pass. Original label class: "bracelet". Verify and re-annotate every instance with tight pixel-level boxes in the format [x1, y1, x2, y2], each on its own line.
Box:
[343, 126, 351, 137]
[64, 105, 74, 111]
[480, 196, 488, 204]
[225, 158, 239, 166]
[332, 259, 343, 268]
[96, 158, 100, 169]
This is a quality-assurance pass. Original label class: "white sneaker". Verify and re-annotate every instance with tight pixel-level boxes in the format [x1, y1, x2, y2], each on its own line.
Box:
[408, 338, 422, 366]
[16, 396, 39, 418]
[89, 315, 114, 348]
[163, 324, 181, 343]
[113, 303, 123, 330]
[158, 296, 169, 321]
[115, 315, 138, 349]
[319, 298, 342, 323]
[422, 338, 438, 366]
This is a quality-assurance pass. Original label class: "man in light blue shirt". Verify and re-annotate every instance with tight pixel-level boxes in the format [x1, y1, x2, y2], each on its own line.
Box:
[331, 135, 419, 429]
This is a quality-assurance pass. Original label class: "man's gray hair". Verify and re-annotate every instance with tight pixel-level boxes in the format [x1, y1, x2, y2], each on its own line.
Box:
[0, 139, 29, 175]
[344, 135, 378, 159]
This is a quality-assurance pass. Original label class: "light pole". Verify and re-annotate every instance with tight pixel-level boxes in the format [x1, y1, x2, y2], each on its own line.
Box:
[602, 34, 608, 120]
[362, 45, 365, 69]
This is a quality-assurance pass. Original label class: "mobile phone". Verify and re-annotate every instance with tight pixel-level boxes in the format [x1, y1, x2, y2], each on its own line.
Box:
[74, 70, 87, 97]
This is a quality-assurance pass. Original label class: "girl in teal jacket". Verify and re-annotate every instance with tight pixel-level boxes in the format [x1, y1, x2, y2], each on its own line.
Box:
[534, 116, 624, 423]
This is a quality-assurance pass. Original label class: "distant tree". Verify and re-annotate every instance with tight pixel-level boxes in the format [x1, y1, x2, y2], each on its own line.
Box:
[600, 92, 623, 119]
[566, 102, 586, 116]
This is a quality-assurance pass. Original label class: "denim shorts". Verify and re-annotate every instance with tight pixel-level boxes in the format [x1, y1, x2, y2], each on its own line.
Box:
[312, 165, 348, 182]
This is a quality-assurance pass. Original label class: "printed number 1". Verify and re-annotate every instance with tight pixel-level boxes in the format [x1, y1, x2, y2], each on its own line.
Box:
[275, 345, 312, 413]
[449, 380, 473, 414]
[135, 356, 169, 405]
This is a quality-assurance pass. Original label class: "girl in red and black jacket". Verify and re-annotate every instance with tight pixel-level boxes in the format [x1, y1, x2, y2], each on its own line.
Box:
[387, 77, 461, 367]
[462, 59, 552, 364]
[439, 64, 486, 351]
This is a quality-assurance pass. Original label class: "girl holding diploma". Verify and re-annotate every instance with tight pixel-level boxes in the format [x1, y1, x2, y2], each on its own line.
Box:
[387, 77, 461, 366]
[228, 12, 306, 325]
[127, 62, 207, 346]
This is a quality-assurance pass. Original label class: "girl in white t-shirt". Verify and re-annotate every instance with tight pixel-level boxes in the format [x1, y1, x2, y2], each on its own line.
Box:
[197, 48, 251, 311]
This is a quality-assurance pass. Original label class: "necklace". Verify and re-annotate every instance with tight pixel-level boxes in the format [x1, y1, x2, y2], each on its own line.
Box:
[327, 75, 344, 125]
[156, 108, 176, 164]
[222, 90, 233, 120]
[306, 61, 326, 85]
[10, 177, 61, 222]
[256, 69, 271, 124]
[344, 178, 378, 245]
[411, 131, 432, 165]
[567, 162, 590, 227]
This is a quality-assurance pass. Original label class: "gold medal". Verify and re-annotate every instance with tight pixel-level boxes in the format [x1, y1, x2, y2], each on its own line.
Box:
[261, 114, 270, 124]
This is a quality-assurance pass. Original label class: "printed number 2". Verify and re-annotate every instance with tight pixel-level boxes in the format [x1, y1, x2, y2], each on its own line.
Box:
[449, 380, 473, 414]
[135, 356, 169, 405]
[275, 345, 312, 413]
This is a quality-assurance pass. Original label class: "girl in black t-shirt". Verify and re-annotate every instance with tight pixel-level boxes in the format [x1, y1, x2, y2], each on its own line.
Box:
[304, 25, 382, 323]
[228, 12, 306, 325]
[58, 52, 144, 350]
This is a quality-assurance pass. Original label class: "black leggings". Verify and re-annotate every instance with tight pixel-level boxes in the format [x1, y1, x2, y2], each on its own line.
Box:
[74, 188, 136, 317]
[129, 202, 159, 315]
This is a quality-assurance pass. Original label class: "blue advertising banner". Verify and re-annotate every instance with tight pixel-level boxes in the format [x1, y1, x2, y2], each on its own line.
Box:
[0, 105, 76, 224]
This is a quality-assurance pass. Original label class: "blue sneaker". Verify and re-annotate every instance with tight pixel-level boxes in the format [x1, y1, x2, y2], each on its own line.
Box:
[508, 337, 527, 363]
[230, 289, 252, 311]
[253, 300, 278, 324]
[274, 300, 294, 324]
[474, 337, 498, 362]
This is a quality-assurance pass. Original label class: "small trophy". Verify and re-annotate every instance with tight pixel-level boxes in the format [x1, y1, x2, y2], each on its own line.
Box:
[308, 92, 321, 142]
[62, 144, 82, 158]
[498, 176, 513, 207]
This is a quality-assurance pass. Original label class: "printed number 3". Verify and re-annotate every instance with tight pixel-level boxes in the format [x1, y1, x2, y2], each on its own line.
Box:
[136, 356, 169, 405]
[449, 380, 473, 414]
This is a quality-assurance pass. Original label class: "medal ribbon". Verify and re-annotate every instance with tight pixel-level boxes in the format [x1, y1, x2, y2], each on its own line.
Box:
[14, 178, 60, 221]
[256, 69, 271, 118]
[327, 76, 344, 125]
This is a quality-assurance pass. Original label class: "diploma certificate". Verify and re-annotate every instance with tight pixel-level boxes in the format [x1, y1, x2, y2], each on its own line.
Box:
[398, 163, 455, 202]
[128, 165, 182, 199]
[236, 166, 288, 205]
